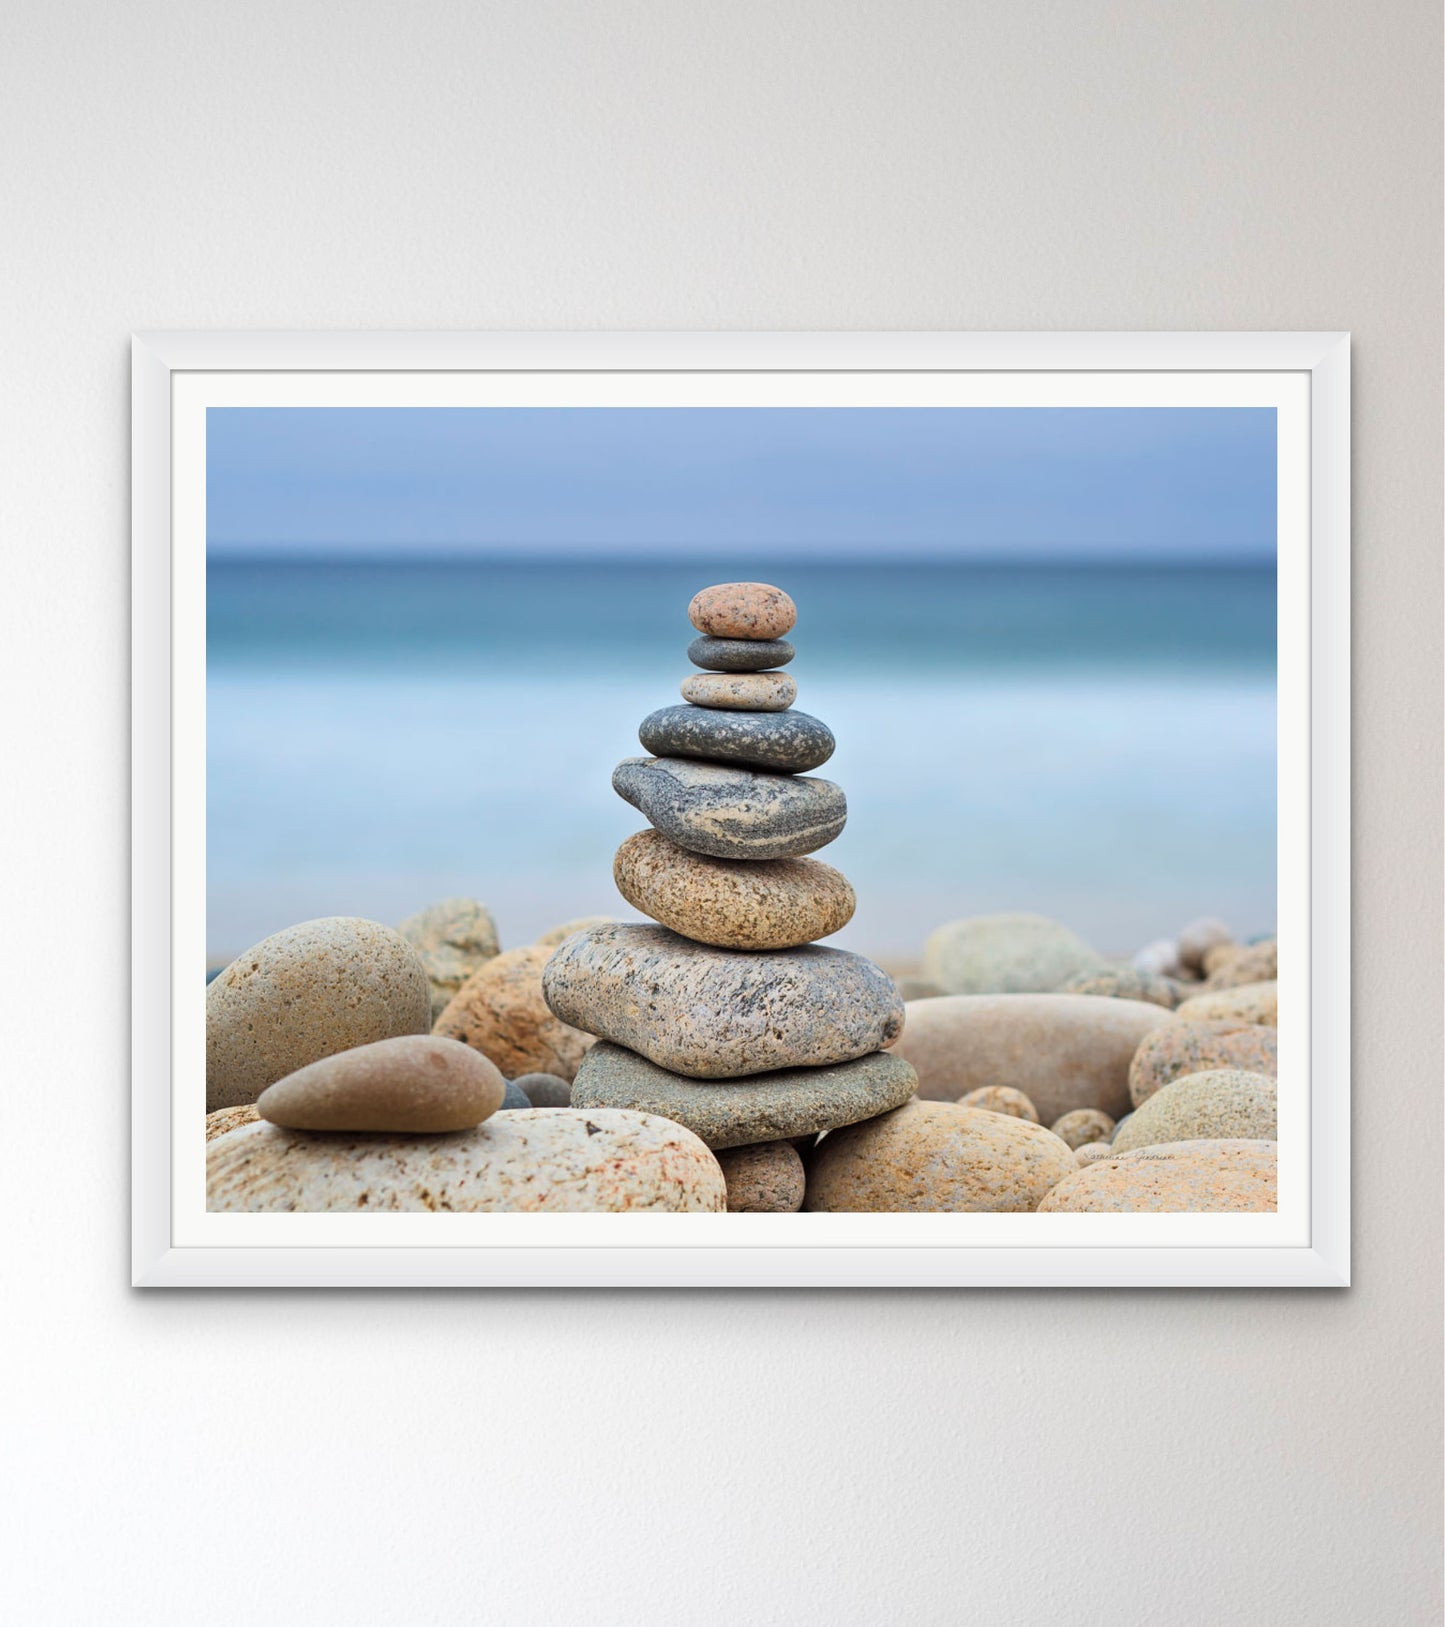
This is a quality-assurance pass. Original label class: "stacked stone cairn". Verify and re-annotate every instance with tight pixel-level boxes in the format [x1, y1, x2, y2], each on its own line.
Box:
[542, 582, 918, 1207]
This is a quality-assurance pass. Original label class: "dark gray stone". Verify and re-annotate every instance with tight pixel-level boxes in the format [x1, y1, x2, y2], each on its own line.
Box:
[571, 1042, 919, 1150]
[612, 756, 847, 860]
[498, 1080, 533, 1110]
[512, 1072, 573, 1107]
[688, 635, 795, 672]
[541, 922, 904, 1079]
[639, 704, 834, 773]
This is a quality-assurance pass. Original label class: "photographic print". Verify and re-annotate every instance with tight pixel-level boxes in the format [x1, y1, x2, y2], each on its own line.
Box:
[131, 332, 1348, 1285]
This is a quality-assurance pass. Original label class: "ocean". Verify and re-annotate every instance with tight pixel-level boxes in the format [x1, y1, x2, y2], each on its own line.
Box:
[206, 559, 1277, 962]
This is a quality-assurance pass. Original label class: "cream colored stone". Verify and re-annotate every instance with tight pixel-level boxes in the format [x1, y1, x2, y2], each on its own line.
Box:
[434, 943, 593, 1081]
[206, 917, 432, 1113]
[397, 897, 500, 1021]
[1203, 940, 1278, 989]
[805, 1101, 1077, 1212]
[1038, 1140, 1277, 1212]
[534, 916, 616, 949]
[1175, 980, 1278, 1026]
[1112, 1069, 1277, 1151]
[680, 671, 797, 711]
[888, 993, 1172, 1125]
[957, 1085, 1039, 1122]
[207, 1110, 725, 1212]
[256, 1035, 506, 1132]
[205, 1104, 259, 1142]
[612, 829, 855, 950]
[1051, 1108, 1116, 1149]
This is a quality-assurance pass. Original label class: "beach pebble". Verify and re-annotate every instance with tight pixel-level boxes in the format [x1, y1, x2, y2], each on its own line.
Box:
[613, 756, 846, 860]
[543, 923, 903, 1079]
[256, 1035, 505, 1133]
[512, 1072, 572, 1107]
[957, 1085, 1039, 1122]
[687, 635, 796, 672]
[207, 1110, 726, 1213]
[206, 1104, 260, 1142]
[433, 943, 594, 1081]
[889, 993, 1172, 1125]
[680, 671, 797, 711]
[717, 1141, 807, 1211]
[922, 912, 1108, 996]
[1203, 940, 1279, 990]
[1128, 1020, 1279, 1108]
[805, 1102, 1077, 1212]
[1175, 980, 1278, 1027]
[1038, 1140, 1277, 1213]
[1177, 916, 1234, 974]
[613, 828, 855, 950]
[397, 897, 500, 1023]
[206, 917, 432, 1112]
[1051, 1108, 1116, 1149]
[1112, 1069, 1277, 1152]
[571, 1042, 918, 1150]
[498, 1080, 532, 1110]
[534, 915, 616, 949]
[1075, 1142, 1117, 1167]
[1133, 938, 1184, 978]
[639, 704, 835, 774]
[688, 582, 797, 640]
[1063, 966, 1180, 1008]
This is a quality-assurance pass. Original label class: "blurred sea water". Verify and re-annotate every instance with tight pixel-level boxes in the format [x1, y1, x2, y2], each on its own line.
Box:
[206, 559, 1277, 962]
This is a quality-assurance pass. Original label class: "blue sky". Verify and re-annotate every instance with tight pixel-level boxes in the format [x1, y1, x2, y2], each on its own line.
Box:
[207, 406, 1276, 560]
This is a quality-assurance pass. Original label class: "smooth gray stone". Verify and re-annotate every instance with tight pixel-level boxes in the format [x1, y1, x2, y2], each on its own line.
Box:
[498, 1080, 533, 1110]
[541, 922, 904, 1079]
[512, 1072, 573, 1107]
[639, 704, 834, 773]
[571, 1042, 919, 1151]
[612, 756, 847, 860]
[688, 635, 795, 672]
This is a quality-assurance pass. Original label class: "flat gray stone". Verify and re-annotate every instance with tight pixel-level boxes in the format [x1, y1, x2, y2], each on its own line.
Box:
[639, 704, 834, 773]
[571, 1042, 919, 1150]
[612, 756, 846, 859]
[541, 922, 904, 1079]
[688, 634, 795, 672]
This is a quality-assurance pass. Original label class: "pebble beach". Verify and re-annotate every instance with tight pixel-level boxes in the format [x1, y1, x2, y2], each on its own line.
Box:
[205, 582, 1280, 1215]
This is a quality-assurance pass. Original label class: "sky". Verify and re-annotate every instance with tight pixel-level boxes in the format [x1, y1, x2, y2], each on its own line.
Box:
[207, 405, 1276, 561]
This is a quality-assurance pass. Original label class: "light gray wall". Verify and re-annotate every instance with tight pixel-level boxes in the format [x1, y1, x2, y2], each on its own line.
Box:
[2, 3, 1439, 1621]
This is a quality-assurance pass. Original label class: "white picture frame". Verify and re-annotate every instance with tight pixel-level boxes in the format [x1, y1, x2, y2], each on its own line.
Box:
[132, 330, 1350, 1288]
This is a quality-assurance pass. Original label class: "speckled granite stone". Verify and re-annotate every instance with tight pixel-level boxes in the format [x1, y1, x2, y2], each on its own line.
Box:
[613, 829, 855, 950]
[804, 1101, 1077, 1212]
[612, 757, 846, 860]
[639, 704, 835, 773]
[206, 1110, 726, 1212]
[1037, 1139, 1277, 1212]
[1112, 1069, 1277, 1151]
[206, 917, 433, 1113]
[1127, 1019, 1278, 1107]
[433, 943, 593, 1081]
[680, 671, 797, 711]
[397, 897, 501, 1022]
[716, 1141, 806, 1211]
[1050, 1108, 1116, 1149]
[542, 923, 903, 1078]
[570, 1042, 918, 1149]
[687, 581, 798, 640]
[687, 635, 795, 672]
[956, 1085, 1039, 1122]
[256, 1035, 506, 1132]
[1175, 980, 1278, 1026]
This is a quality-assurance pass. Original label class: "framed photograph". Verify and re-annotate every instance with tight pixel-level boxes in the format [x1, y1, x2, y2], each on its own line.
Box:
[132, 330, 1349, 1288]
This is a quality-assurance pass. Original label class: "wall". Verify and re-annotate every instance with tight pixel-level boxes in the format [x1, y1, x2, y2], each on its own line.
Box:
[2, 3, 1439, 1621]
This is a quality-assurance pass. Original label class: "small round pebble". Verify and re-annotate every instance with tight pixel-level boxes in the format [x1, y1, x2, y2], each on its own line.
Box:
[257, 1035, 507, 1133]
[680, 671, 797, 711]
[688, 582, 797, 640]
[512, 1072, 573, 1107]
[717, 1141, 806, 1211]
[1051, 1108, 1116, 1149]
[1203, 940, 1279, 990]
[1128, 1019, 1279, 1107]
[956, 1085, 1040, 1123]
[687, 635, 795, 672]
[498, 1080, 533, 1110]
[1177, 917, 1234, 974]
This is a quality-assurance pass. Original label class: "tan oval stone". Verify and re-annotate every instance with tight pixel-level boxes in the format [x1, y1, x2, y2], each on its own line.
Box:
[206, 917, 432, 1113]
[805, 1101, 1077, 1212]
[397, 897, 500, 1022]
[687, 581, 797, 640]
[206, 1104, 259, 1142]
[1204, 940, 1278, 989]
[1128, 1019, 1278, 1108]
[1051, 1108, 1116, 1149]
[680, 671, 797, 711]
[889, 993, 1172, 1125]
[1175, 980, 1278, 1026]
[718, 1141, 806, 1211]
[957, 1085, 1039, 1122]
[1038, 1140, 1277, 1212]
[434, 943, 593, 1081]
[613, 829, 855, 950]
[207, 1109, 726, 1212]
[1112, 1069, 1277, 1152]
[256, 1035, 506, 1133]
